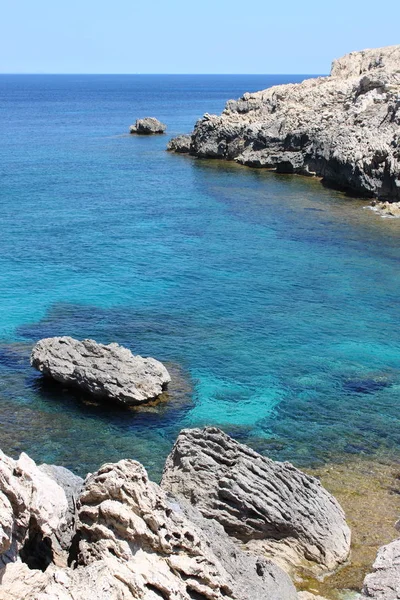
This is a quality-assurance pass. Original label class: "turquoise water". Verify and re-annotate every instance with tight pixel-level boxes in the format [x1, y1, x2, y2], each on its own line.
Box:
[1, 75, 400, 479]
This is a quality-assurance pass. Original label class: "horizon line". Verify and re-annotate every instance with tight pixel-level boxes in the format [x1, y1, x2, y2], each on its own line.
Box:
[0, 72, 323, 77]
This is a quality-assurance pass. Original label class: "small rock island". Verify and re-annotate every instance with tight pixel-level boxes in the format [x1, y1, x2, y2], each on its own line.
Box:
[130, 117, 167, 134]
[30, 336, 171, 406]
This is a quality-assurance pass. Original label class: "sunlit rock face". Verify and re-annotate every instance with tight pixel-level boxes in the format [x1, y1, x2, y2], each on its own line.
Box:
[169, 45, 400, 201]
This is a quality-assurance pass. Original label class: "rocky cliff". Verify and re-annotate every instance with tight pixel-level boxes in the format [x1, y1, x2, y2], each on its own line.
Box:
[168, 45, 400, 201]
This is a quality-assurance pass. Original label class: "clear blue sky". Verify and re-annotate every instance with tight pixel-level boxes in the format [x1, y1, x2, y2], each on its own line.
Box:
[1, 0, 399, 74]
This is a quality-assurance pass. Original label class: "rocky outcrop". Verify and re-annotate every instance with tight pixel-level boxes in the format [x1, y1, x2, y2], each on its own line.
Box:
[361, 538, 400, 599]
[167, 134, 192, 153]
[161, 427, 351, 577]
[0, 450, 70, 570]
[130, 117, 167, 134]
[168, 45, 400, 201]
[0, 451, 297, 600]
[31, 336, 171, 406]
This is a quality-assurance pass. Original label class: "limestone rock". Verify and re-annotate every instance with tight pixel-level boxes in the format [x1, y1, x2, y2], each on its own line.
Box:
[74, 458, 297, 600]
[0, 450, 69, 569]
[361, 538, 400, 599]
[31, 336, 171, 406]
[130, 117, 166, 134]
[167, 134, 192, 153]
[168, 45, 400, 201]
[161, 427, 351, 576]
[39, 464, 83, 551]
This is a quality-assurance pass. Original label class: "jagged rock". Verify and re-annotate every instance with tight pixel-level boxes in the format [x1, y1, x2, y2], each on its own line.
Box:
[161, 427, 351, 577]
[39, 464, 83, 551]
[0, 457, 296, 599]
[0, 450, 69, 569]
[168, 45, 400, 201]
[31, 336, 171, 406]
[74, 458, 297, 599]
[169, 496, 298, 600]
[167, 134, 192, 153]
[361, 538, 400, 599]
[130, 117, 167, 134]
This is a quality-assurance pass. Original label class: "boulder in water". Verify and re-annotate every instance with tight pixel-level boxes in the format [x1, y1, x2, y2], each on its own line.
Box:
[130, 117, 166, 134]
[31, 336, 171, 406]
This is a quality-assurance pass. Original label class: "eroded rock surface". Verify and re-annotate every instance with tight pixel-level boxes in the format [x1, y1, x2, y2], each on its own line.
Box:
[161, 427, 351, 576]
[0, 450, 69, 569]
[130, 117, 167, 134]
[31, 336, 171, 406]
[167, 134, 192, 153]
[0, 455, 297, 600]
[361, 538, 400, 599]
[168, 45, 400, 201]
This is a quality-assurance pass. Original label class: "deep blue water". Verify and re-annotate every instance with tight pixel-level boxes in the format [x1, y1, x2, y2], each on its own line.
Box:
[1, 74, 400, 479]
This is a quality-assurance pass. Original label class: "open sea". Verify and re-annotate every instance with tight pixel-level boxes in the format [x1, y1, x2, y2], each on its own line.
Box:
[1, 74, 400, 480]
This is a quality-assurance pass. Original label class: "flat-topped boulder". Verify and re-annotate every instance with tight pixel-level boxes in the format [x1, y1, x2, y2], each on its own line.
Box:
[130, 117, 167, 134]
[31, 336, 171, 406]
[168, 45, 400, 201]
[161, 427, 351, 577]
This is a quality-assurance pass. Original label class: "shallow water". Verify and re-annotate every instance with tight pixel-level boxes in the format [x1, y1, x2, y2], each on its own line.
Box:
[1, 75, 400, 479]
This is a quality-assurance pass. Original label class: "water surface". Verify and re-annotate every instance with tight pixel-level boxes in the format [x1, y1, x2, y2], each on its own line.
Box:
[1, 74, 400, 479]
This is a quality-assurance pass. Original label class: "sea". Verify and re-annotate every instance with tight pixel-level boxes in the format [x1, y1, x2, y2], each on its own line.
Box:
[1, 74, 400, 481]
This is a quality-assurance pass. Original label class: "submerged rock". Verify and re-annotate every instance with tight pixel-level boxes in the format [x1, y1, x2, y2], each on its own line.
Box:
[361, 537, 400, 599]
[31, 336, 171, 406]
[161, 427, 351, 577]
[168, 45, 400, 201]
[130, 117, 167, 134]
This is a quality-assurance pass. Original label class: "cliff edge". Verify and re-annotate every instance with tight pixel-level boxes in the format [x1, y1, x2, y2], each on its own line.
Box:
[168, 45, 400, 201]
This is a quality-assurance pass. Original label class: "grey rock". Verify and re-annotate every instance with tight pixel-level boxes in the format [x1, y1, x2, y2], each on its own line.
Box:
[31, 336, 171, 406]
[0, 450, 69, 570]
[39, 464, 83, 551]
[173, 496, 298, 600]
[161, 427, 351, 577]
[75, 458, 296, 600]
[130, 117, 166, 134]
[361, 538, 400, 599]
[168, 45, 400, 201]
[166, 134, 192, 153]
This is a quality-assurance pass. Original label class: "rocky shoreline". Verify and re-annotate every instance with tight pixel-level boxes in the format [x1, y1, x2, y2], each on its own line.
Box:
[167, 45, 400, 203]
[1, 426, 399, 599]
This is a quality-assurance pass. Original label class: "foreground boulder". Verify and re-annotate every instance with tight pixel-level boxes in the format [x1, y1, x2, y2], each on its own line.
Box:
[0, 450, 69, 570]
[361, 537, 400, 599]
[168, 45, 400, 201]
[0, 452, 297, 600]
[161, 427, 351, 577]
[31, 336, 171, 406]
[130, 117, 167, 134]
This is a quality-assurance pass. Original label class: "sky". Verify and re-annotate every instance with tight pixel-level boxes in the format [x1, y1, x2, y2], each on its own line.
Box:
[1, 0, 399, 74]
